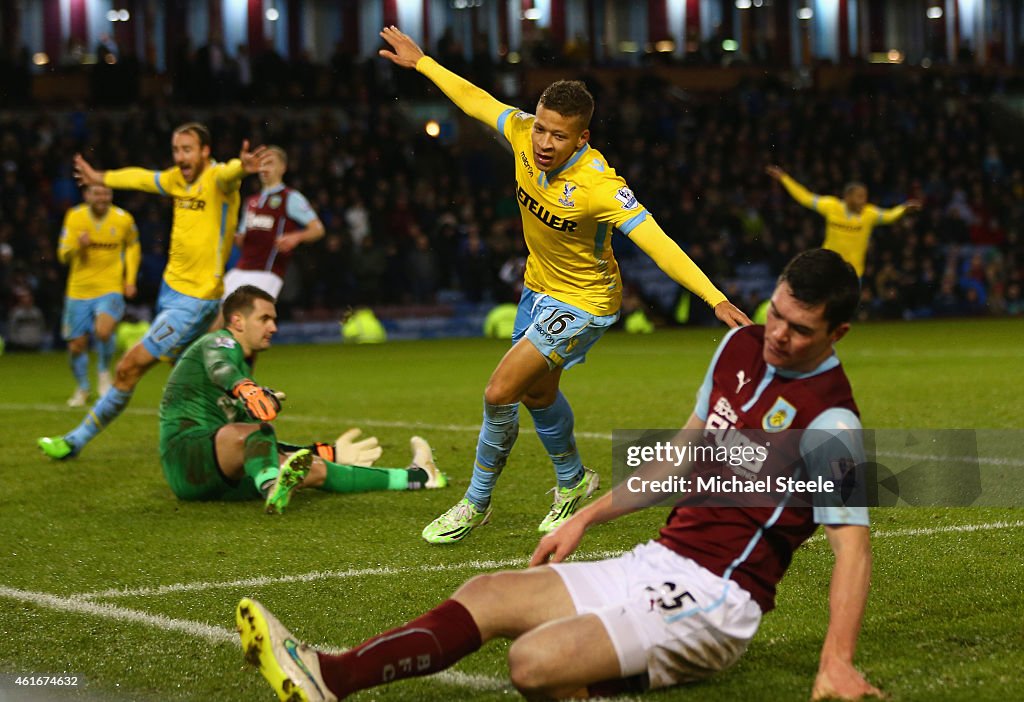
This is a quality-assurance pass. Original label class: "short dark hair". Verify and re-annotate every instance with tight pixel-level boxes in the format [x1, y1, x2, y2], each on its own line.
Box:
[223, 286, 275, 325]
[843, 181, 867, 197]
[173, 122, 211, 149]
[538, 80, 594, 130]
[778, 249, 860, 330]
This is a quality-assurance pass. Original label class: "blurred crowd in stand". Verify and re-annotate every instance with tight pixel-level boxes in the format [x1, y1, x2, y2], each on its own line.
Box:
[1, 36, 1021, 349]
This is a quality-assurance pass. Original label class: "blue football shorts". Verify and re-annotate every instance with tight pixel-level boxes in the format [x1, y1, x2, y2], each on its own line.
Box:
[513, 287, 619, 370]
[61, 292, 125, 340]
[142, 281, 221, 361]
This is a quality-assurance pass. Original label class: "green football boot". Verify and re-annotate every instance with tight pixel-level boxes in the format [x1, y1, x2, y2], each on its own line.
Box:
[421, 498, 491, 544]
[37, 436, 76, 460]
[264, 449, 313, 515]
[537, 468, 600, 533]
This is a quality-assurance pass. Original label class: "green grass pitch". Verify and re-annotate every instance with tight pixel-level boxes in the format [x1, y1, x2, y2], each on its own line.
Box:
[1, 318, 1022, 701]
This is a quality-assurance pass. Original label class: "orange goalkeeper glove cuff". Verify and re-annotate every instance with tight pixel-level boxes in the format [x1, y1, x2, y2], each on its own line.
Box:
[232, 380, 281, 421]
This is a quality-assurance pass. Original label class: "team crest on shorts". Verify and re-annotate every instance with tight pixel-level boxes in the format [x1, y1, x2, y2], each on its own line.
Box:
[558, 182, 577, 208]
[762, 396, 797, 432]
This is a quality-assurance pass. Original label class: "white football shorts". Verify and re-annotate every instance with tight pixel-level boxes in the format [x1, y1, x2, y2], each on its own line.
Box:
[549, 540, 762, 689]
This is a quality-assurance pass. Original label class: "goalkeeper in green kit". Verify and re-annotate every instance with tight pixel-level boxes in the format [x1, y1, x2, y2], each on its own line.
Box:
[159, 285, 447, 513]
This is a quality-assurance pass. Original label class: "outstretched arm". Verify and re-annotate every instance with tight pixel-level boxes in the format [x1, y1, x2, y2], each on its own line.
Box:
[811, 525, 882, 701]
[215, 140, 267, 194]
[628, 219, 751, 327]
[379, 26, 515, 133]
[767, 165, 821, 211]
[876, 199, 920, 225]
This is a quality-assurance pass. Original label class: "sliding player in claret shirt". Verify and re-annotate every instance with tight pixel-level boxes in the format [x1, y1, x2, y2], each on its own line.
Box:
[378, 26, 751, 544]
[57, 184, 140, 407]
[38, 123, 267, 460]
[236, 250, 882, 702]
[766, 165, 921, 277]
[160, 285, 446, 513]
[223, 145, 324, 300]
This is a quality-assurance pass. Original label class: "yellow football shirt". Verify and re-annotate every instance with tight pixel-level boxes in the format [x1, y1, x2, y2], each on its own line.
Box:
[104, 160, 246, 300]
[416, 56, 725, 317]
[780, 175, 907, 276]
[58, 204, 140, 299]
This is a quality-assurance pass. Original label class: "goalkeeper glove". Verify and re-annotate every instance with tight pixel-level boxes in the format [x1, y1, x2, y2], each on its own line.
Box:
[333, 427, 383, 467]
[232, 380, 281, 421]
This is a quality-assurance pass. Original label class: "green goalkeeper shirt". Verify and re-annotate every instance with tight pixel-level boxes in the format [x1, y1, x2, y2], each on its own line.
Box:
[159, 329, 255, 440]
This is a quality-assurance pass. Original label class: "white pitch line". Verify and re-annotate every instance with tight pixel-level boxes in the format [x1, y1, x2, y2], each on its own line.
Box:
[77, 551, 623, 601]
[79, 521, 1024, 601]
[5, 401, 1024, 463]
[0, 585, 236, 644]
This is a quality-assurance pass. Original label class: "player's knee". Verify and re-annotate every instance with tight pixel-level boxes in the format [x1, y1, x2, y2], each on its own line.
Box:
[508, 640, 557, 698]
[68, 337, 88, 355]
[94, 329, 112, 342]
[114, 356, 144, 387]
[522, 387, 557, 409]
[484, 381, 517, 406]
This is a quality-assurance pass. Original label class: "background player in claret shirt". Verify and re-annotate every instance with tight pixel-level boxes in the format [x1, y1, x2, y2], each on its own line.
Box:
[378, 26, 751, 544]
[38, 123, 267, 460]
[57, 184, 140, 407]
[223, 145, 324, 300]
[160, 286, 446, 514]
[766, 164, 921, 276]
[235, 249, 880, 701]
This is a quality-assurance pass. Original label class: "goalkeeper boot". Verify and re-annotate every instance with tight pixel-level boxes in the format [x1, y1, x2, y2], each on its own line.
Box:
[237, 597, 337, 702]
[264, 449, 313, 515]
[408, 436, 448, 489]
[37, 436, 77, 460]
[537, 467, 600, 533]
[421, 498, 491, 544]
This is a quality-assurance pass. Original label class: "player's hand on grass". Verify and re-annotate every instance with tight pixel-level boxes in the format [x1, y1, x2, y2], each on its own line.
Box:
[232, 380, 281, 421]
[73, 153, 104, 187]
[379, 26, 425, 69]
[239, 140, 270, 174]
[811, 659, 884, 701]
[765, 165, 786, 181]
[530, 517, 587, 567]
[715, 301, 752, 328]
[334, 428, 383, 467]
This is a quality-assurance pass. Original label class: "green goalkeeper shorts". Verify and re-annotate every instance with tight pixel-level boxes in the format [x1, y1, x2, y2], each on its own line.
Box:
[160, 426, 261, 501]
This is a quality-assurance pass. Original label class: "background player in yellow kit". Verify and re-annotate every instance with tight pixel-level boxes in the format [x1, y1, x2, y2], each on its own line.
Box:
[38, 122, 267, 459]
[766, 164, 921, 276]
[57, 184, 140, 407]
[378, 26, 750, 544]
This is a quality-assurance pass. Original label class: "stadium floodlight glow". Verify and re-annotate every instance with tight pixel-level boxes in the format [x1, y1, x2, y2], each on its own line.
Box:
[753, 0, 763, 6]
[118, 9, 129, 21]
[523, 8, 541, 20]
[722, 39, 739, 52]
[654, 40, 675, 53]
[425, 120, 440, 138]
[619, 41, 639, 53]
[32, 52, 49, 65]
[106, 9, 119, 21]
[927, 6, 943, 19]
[797, 7, 813, 20]
[265, 7, 279, 21]
[887, 49, 903, 63]
[736, 0, 752, 9]
[507, 51, 521, 64]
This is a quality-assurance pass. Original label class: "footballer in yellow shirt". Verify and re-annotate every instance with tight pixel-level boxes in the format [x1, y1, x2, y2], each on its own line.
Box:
[379, 26, 750, 543]
[57, 184, 140, 407]
[767, 165, 921, 276]
[38, 123, 267, 460]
